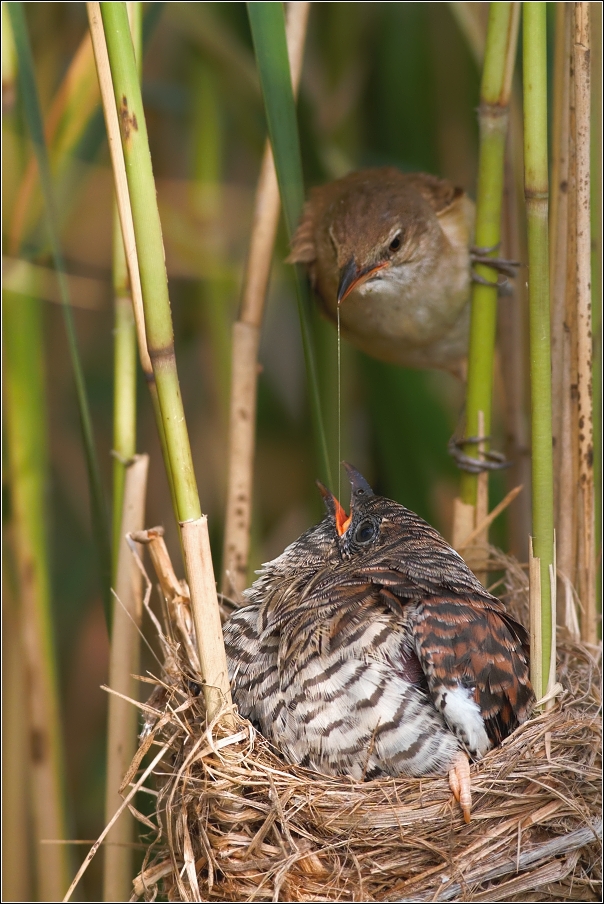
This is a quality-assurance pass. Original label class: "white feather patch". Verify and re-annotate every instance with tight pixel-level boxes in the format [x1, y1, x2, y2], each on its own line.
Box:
[441, 685, 490, 758]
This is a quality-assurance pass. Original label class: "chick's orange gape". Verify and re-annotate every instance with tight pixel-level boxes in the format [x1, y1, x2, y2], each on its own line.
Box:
[224, 464, 534, 822]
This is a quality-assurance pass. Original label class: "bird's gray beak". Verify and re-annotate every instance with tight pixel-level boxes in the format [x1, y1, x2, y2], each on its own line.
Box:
[337, 258, 389, 304]
[342, 462, 375, 503]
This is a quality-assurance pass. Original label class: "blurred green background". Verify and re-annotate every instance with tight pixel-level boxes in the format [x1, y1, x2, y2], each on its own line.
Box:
[3, 3, 578, 900]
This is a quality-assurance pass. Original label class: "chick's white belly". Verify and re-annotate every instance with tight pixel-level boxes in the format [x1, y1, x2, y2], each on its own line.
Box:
[224, 608, 461, 780]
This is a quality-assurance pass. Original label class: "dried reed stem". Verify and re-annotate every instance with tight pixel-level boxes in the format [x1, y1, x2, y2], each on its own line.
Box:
[103, 453, 148, 902]
[551, 3, 575, 618]
[111, 0, 141, 580]
[560, 9, 581, 603]
[457, 484, 523, 550]
[573, 3, 597, 642]
[222, 1, 310, 597]
[181, 518, 233, 721]
[499, 121, 532, 556]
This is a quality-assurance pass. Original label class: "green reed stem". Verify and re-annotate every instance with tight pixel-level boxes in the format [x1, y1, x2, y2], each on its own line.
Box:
[523, 1, 554, 691]
[111, 1, 141, 580]
[460, 2, 520, 505]
[98, 3, 233, 720]
[100, 1, 200, 523]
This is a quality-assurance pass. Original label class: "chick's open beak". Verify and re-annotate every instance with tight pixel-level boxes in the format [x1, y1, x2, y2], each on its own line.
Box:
[316, 480, 351, 536]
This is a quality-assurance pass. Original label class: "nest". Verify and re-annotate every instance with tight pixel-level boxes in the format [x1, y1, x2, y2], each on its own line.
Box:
[131, 543, 601, 903]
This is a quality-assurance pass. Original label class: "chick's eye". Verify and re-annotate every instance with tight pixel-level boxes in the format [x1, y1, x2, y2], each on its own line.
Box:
[389, 233, 402, 252]
[355, 519, 376, 544]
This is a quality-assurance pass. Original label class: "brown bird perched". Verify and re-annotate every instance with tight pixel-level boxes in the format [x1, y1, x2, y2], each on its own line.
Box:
[224, 464, 534, 822]
[287, 167, 475, 378]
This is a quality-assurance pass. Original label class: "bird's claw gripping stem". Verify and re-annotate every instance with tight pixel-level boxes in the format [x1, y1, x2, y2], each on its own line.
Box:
[449, 751, 472, 823]
[448, 435, 511, 474]
[470, 243, 520, 292]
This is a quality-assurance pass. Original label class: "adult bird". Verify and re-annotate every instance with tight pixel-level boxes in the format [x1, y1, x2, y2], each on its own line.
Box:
[224, 463, 534, 821]
[287, 166, 516, 470]
[287, 166, 515, 379]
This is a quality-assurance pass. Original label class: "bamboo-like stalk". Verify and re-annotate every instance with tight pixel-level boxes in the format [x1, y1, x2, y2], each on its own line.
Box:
[222, 1, 310, 598]
[111, 0, 141, 579]
[523, 1, 555, 696]
[459, 2, 520, 506]
[550, 2, 575, 617]
[3, 287, 70, 900]
[247, 1, 332, 488]
[560, 7, 581, 603]
[93, 2, 232, 718]
[111, 220, 138, 572]
[591, 1, 602, 611]
[450, 1, 533, 558]
[104, 7, 144, 899]
[8, 2, 112, 621]
[103, 454, 149, 902]
[87, 1, 177, 514]
[573, 3, 597, 642]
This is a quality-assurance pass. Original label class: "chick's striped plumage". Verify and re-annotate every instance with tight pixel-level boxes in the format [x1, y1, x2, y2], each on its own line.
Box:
[224, 466, 534, 785]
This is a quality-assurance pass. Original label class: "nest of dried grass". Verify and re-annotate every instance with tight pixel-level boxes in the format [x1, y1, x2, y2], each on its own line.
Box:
[131, 544, 601, 903]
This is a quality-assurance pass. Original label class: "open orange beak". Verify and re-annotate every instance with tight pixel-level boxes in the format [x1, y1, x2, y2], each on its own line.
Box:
[334, 497, 351, 536]
[316, 481, 351, 536]
[337, 257, 390, 304]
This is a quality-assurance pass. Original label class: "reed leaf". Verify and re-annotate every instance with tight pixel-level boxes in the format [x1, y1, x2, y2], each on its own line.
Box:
[247, 1, 332, 488]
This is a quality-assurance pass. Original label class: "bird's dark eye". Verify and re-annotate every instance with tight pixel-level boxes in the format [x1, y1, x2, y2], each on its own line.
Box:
[389, 233, 402, 252]
[355, 519, 376, 544]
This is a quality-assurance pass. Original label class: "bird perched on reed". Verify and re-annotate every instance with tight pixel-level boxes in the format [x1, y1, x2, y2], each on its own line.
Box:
[287, 166, 517, 468]
[224, 464, 534, 822]
[287, 167, 476, 378]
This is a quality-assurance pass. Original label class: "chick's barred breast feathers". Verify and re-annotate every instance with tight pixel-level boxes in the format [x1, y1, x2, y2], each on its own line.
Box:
[224, 465, 534, 781]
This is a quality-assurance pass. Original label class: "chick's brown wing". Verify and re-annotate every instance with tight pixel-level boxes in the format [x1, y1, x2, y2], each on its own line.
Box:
[409, 596, 534, 745]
